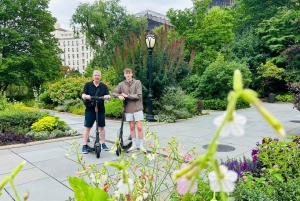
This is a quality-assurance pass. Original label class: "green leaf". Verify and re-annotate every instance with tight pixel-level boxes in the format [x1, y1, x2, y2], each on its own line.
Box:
[68, 177, 109, 201]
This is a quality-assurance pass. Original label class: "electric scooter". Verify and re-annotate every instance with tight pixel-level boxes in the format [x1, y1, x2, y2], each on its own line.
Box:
[86, 96, 104, 158]
[116, 100, 132, 156]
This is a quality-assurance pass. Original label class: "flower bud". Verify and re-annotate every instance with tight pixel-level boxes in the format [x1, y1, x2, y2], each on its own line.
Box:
[233, 69, 242, 91]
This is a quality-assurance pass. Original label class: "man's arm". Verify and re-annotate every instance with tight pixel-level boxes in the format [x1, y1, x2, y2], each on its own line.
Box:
[112, 83, 125, 100]
[126, 80, 142, 100]
[82, 83, 91, 100]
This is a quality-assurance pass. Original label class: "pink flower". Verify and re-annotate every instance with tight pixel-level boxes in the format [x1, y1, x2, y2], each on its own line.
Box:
[76, 172, 80, 177]
[162, 147, 169, 153]
[148, 142, 153, 147]
[174, 164, 197, 194]
[183, 152, 194, 162]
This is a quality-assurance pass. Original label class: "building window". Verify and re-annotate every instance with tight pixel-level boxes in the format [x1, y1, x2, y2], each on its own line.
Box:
[68, 61, 70, 65]
[82, 59, 85, 64]
[73, 61, 75, 65]
[77, 60, 79, 65]
[86, 54, 88, 59]
[72, 54, 74, 59]
[68, 41, 70, 45]
[82, 46, 84, 51]
[82, 39, 84, 44]
[77, 54, 79, 58]
[64, 48, 65, 52]
[72, 41, 74, 46]
[83, 65, 85, 70]
[76, 47, 78, 52]
[68, 54, 70, 59]
[76, 41, 78, 46]
[82, 53, 84, 57]
[68, 48, 70, 52]
[72, 48, 74, 52]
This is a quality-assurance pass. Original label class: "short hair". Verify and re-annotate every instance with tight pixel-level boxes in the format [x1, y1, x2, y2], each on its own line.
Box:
[123, 68, 132, 73]
[93, 70, 101, 75]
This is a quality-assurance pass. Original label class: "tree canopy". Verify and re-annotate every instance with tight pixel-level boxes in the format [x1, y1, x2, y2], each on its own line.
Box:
[0, 0, 62, 93]
[70, 0, 147, 68]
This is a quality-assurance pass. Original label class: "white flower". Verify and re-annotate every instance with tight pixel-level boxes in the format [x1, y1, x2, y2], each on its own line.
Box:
[208, 165, 238, 192]
[147, 153, 156, 161]
[101, 174, 107, 183]
[213, 112, 247, 137]
[114, 191, 120, 198]
[117, 178, 134, 194]
[90, 173, 96, 183]
[143, 192, 149, 199]
[132, 153, 137, 160]
[136, 196, 143, 201]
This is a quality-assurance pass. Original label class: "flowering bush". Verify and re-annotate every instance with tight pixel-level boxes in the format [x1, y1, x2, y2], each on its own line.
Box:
[251, 136, 300, 181]
[67, 70, 286, 201]
[31, 116, 67, 132]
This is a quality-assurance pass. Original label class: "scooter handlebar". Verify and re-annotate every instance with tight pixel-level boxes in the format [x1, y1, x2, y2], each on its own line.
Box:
[90, 96, 104, 100]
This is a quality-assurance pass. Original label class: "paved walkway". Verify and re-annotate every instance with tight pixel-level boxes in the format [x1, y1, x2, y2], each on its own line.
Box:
[0, 102, 300, 201]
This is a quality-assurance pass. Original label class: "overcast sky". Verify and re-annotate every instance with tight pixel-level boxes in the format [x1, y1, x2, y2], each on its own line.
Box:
[48, 0, 193, 30]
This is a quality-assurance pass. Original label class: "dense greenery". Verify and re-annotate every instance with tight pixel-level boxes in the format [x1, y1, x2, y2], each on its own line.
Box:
[0, 0, 62, 93]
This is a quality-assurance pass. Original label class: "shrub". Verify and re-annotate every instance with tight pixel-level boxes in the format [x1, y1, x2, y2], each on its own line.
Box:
[0, 131, 34, 146]
[203, 99, 250, 110]
[52, 129, 64, 137]
[154, 114, 176, 123]
[251, 136, 300, 180]
[34, 131, 50, 141]
[0, 110, 48, 134]
[192, 54, 252, 100]
[105, 98, 123, 118]
[275, 93, 293, 102]
[31, 116, 67, 132]
[68, 106, 85, 115]
[0, 94, 9, 111]
[154, 87, 198, 119]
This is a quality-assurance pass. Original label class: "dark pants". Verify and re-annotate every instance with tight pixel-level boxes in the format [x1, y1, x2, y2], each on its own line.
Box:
[84, 110, 106, 127]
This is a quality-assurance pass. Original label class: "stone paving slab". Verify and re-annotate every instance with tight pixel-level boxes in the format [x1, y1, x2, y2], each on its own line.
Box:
[0, 190, 14, 201]
[18, 147, 71, 163]
[0, 168, 49, 187]
[4, 177, 73, 201]
[33, 157, 80, 182]
[0, 151, 34, 175]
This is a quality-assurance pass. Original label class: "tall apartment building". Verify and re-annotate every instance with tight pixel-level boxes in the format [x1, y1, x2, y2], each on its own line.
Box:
[52, 23, 95, 73]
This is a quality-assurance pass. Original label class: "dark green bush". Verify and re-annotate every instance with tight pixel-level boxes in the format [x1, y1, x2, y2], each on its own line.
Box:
[105, 98, 123, 118]
[0, 110, 48, 134]
[154, 87, 198, 119]
[203, 99, 250, 110]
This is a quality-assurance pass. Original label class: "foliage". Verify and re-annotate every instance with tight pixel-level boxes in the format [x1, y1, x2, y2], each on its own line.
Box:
[68, 177, 109, 201]
[154, 114, 176, 123]
[255, 8, 300, 67]
[67, 130, 197, 201]
[68, 106, 85, 115]
[112, 25, 194, 100]
[233, 0, 300, 32]
[179, 74, 201, 95]
[275, 93, 293, 102]
[251, 136, 300, 181]
[232, 172, 300, 200]
[221, 156, 261, 179]
[192, 54, 252, 100]
[256, 61, 287, 96]
[0, 109, 48, 134]
[105, 98, 123, 118]
[0, 131, 34, 146]
[203, 99, 250, 111]
[0, 94, 9, 111]
[168, 1, 235, 74]
[287, 81, 300, 110]
[0, 0, 62, 93]
[84, 66, 119, 86]
[70, 0, 147, 67]
[31, 116, 67, 132]
[33, 131, 50, 141]
[154, 87, 198, 119]
[39, 91, 54, 105]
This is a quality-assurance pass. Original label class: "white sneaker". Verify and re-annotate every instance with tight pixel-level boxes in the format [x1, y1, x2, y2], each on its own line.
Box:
[126, 146, 137, 153]
[139, 146, 147, 154]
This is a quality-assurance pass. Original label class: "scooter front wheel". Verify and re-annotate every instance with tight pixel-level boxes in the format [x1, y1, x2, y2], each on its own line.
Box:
[95, 146, 101, 158]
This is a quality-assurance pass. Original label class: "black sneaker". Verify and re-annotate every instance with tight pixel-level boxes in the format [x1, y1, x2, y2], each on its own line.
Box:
[82, 145, 88, 154]
[102, 143, 109, 151]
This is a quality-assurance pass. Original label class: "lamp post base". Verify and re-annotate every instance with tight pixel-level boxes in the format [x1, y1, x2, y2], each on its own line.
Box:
[146, 114, 156, 122]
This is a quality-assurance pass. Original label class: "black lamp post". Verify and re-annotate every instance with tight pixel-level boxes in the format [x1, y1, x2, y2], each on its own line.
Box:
[145, 33, 156, 122]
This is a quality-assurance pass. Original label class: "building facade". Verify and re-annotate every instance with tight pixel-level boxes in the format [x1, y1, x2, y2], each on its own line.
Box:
[52, 23, 95, 73]
[135, 10, 173, 31]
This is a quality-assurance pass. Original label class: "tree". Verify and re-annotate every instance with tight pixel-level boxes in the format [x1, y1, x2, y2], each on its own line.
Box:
[112, 25, 195, 99]
[0, 0, 62, 94]
[168, 1, 234, 74]
[255, 8, 300, 67]
[233, 0, 300, 32]
[70, 0, 147, 68]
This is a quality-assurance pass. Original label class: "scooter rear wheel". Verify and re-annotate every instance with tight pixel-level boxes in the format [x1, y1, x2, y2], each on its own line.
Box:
[95, 146, 101, 158]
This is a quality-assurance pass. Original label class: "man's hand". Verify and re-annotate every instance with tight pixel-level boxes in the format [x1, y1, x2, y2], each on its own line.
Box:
[121, 93, 128, 98]
[104, 95, 111, 100]
[85, 95, 91, 100]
